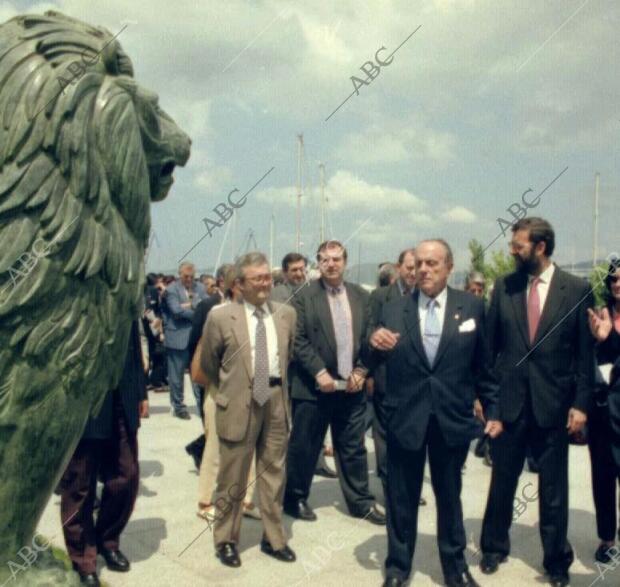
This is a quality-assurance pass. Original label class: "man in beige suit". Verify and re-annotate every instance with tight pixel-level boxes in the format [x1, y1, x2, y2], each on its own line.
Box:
[201, 252, 297, 568]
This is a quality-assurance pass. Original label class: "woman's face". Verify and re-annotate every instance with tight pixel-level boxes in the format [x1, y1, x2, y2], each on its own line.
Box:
[610, 268, 620, 303]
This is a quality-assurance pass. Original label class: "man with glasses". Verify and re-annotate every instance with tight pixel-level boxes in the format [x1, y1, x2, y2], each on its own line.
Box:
[284, 240, 385, 525]
[201, 252, 297, 568]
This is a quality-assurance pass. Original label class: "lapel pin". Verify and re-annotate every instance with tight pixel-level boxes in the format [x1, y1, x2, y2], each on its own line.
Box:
[454, 313, 460, 320]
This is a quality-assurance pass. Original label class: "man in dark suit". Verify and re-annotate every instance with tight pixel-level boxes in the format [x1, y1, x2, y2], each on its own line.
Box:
[369, 239, 502, 587]
[367, 248, 421, 503]
[60, 321, 148, 586]
[284, 240, 385, 524]
[479, 217, 594, 587]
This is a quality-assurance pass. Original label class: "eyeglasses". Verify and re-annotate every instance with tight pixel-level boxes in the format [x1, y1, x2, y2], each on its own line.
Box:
[245, 275, 272, 285]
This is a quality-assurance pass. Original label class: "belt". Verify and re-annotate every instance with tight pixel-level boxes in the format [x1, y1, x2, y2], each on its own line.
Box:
[268, 377, 282, 387]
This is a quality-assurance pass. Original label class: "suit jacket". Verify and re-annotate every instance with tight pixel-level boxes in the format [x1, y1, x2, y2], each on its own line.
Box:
[200, 300, 297, 442]
[188, 295, 220, 360]
[162, 279, 207, 351]
[270, 282, 296, 304]
[290, 279, 370, 401]
[368, 282, 404, 396]
[368, 287, 499, 451]
[83, 320, 147, 439]
[487, 266, 594, 427]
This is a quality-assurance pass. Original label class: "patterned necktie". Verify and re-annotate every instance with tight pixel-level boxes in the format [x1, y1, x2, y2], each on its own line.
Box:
[527, 277, 541, 344]
[252, 306, 271, 406]
[423, 298, 440, 365]
[330, 287, 353, 379]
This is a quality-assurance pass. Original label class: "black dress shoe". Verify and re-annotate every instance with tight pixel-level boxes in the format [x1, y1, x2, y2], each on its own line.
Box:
[445, 569, 479, 586]
[260, 540, 296, 562]
[479, 552, 506, 574]
[215, 542, 241, 567]
[383, 577, 404, 587]
[547, 571, 570, 586]
[79, 574, 100, 586]
[185, 435, 205, 469]
[100, 548, 130, 572]
[359, 504, 386, 525]
[595, 543, 614, 563]
[284, 499, 317, 521]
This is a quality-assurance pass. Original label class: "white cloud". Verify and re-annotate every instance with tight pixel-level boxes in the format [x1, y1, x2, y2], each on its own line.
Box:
[440, 205, 477, 223]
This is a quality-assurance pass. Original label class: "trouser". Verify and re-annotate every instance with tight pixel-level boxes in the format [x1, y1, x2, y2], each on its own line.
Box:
[198, 387, 257, 506]
[372, 391, 388, 499]
[588, 401, 620, 542]
[385, 416, 469, 581]
[480, 401, 574, 574]
[166, 347, 201, 413]
[213, 386, 288, 549]
[60, 399, 139, 576]
[285, 392, 374, 516]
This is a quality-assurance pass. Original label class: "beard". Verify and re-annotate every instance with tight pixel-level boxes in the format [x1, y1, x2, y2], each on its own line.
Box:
[514, 251, 539, 274]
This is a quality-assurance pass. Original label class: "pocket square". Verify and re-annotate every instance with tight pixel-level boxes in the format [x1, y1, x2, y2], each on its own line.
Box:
[458, 318, 476, 333]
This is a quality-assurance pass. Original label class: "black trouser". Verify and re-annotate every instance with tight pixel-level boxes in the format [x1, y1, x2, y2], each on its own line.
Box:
[285, 392, 374, 516]
[481, 401, 574, 574]
[587, 401, 620, 542]
[372, 391, 388, 499]
[385, 416, 469, 581]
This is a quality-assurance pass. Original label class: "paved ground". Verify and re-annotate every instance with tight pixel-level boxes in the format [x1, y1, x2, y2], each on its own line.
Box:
[36, 378, 615, 586]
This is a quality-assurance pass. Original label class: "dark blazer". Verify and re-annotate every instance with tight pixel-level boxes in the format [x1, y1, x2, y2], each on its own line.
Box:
[290, 279, 370, 401]
[487, 265, 594, 427]
[368, 282, 404, 396]
[369, 287, 499, 451]
[597, 316, 620, 465]
[83, 321, 147, 440]
[188, 295, 220, 361]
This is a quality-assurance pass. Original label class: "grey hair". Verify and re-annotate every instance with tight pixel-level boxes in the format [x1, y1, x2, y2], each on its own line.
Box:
[178, 261, 195, 273]
[235, 252, 269, 281]
[465, 271, 485, 288]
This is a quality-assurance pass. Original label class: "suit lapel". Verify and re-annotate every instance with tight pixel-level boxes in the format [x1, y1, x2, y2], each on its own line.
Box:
[313, 281, 338, 355]
[404, 290, 431, 369]
[532, 266, 566, 345]
[433, 287, 462, 367]
[230, 301, 253, 381]
[510, 273, 530, 347]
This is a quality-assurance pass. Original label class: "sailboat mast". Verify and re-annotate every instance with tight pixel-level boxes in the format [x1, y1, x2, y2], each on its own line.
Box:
[592, 172, 600, 268]
[296, 134, 303, 253]
[319, 162, 325, 243]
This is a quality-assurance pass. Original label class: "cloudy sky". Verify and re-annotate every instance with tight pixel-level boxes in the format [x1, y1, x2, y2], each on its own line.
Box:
[4, 0, 618, 274]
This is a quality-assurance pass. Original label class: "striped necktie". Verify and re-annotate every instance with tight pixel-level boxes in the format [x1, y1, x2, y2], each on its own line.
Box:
[252, 306, 271, 406]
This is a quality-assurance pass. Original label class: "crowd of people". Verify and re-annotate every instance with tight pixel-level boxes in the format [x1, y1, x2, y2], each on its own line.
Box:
[55, 216, 620, 587]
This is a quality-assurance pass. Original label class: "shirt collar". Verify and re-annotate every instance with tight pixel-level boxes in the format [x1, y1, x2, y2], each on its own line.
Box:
[419, 286, 448, 309]
[397, 278, 410, 296]
[529, 262, 555, 285]
[244, 300, 270, 316]
[322, 279, 344, 295]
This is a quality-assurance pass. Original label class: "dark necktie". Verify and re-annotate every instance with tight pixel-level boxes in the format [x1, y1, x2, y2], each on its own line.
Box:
[252, 306, 270, 406]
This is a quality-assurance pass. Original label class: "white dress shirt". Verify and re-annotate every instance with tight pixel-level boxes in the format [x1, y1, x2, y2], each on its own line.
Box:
[243, 301, 280, 378]
[418, 287, 448, 334]
[527, 263, 555, 313]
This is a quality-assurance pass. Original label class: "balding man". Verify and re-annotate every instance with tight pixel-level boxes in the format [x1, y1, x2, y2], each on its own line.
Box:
[369, 239, 501, 587]
[162, 262, 207, 419]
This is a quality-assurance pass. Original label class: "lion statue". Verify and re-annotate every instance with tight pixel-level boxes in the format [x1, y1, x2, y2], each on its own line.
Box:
[0, 11, 190, 580]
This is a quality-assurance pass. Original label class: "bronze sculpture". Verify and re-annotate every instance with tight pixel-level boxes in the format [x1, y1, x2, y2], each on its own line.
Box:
[0, 11, 191, 582]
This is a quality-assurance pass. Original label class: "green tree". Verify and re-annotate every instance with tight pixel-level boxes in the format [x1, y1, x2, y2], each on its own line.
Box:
[467, 239, 515, 294]
[589, 262, 610, 308]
